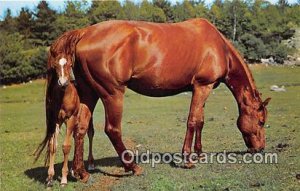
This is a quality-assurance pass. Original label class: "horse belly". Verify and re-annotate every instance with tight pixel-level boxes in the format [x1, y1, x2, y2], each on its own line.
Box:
[128, 45, 199, 96]
[127, 59, 195, 97]
[127, 78, 193, 97]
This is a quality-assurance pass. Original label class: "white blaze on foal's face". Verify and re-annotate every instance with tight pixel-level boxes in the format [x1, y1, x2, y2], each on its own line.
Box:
[58, 57, 68, 86]
[59, 58, 67, 78]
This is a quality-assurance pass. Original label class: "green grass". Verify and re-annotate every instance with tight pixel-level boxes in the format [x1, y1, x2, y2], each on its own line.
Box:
[0, 66, 300, 191]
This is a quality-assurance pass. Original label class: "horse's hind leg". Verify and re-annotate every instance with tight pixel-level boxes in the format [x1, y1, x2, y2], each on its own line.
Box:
[182, 83, 213, 168]
[61, 117, 75, 186]
[102, 90, 142, 175]
[72, 105, 91, 183]
[47, 124, 60, 187]
[87, 118, 95, 171]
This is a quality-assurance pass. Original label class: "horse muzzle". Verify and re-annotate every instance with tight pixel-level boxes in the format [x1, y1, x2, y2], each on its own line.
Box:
[58, 77, 69, 87]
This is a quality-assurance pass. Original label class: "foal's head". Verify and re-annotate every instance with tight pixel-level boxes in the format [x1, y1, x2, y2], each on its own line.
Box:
[49, 53, 74, 87]
[238, 90, 271, 153]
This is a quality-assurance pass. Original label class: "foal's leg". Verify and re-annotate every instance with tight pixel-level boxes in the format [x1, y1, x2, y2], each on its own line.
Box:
[103, 91, 142, 175]
[87, 118, 95, 171]
[61, 117, 75, 186]
[182, 83, 213, 168]
[47, 124, 60, 186]
[72, 105, 91, 183]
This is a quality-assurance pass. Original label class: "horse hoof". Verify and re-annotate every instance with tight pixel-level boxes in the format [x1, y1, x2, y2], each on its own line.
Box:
[133, 165, 144, 176]
[247, 148, 264, 153]
[124, 165, 144, 175]
[70, 168, 81, 180]
[80, 172, 90, 183]
[70, 168, 75, 177]
[60, 183, 67, 187]
[88, 164, 95, 171]
[46, 180, 54, 187]
[183, 163, 196, 169]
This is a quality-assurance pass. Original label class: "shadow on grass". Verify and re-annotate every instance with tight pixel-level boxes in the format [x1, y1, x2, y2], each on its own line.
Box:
[25, 150, 249, 184]
[214, 150, 248, 155]
[24, 156, 126, 184]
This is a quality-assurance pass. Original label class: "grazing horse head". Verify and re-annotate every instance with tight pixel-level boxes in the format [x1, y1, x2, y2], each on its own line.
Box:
[237, 89, 271, 152]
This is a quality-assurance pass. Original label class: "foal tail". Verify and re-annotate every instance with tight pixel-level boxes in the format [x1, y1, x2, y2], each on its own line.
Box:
[34, 29, 86, 165]
[33, 67, 57, 165]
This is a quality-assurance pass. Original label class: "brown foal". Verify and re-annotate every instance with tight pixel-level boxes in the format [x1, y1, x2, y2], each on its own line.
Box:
[52, 82, 91, 186]
[34, 54, 95, 186]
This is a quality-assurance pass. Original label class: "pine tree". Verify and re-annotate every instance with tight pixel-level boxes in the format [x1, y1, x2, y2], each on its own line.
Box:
[88, 1, 122, 24]
[278, 0, 289, 12]
[31, 1, 57, 46]
[16, 8, 33, 39]
[54, 1, 90, 36]
[0, 9, 17, 33]
[117, 0, 140, 20]
[172, 1, 196, 22]
[194, 1, 209, 19]
[0, 32, 33, 84]
[139, 0, 166, 22]
[153, 0, 174, 22]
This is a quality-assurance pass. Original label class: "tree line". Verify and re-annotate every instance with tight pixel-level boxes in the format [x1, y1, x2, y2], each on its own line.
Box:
[0, 0, 299, 84]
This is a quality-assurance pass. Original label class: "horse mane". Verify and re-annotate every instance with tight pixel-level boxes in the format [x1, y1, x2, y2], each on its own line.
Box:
[212, 25, 262, 103]
[226, 40, 262, 102]
[49, 29, 86, 67]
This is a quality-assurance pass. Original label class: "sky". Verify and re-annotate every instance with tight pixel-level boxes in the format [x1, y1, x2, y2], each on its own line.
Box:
[0, 0, 298, 20]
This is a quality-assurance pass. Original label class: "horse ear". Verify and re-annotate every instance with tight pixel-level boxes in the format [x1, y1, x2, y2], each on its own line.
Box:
[262, 97, 271, 107]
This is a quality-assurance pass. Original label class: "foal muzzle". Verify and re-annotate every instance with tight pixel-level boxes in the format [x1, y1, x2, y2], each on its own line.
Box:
[58, 77, 69, 87]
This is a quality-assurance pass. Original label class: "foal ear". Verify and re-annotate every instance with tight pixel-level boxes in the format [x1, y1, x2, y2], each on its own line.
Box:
[261, 97, 271, 107]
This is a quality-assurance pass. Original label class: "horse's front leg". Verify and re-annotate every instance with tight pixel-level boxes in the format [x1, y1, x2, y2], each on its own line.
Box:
[182, 83, 213, 168]
[47, 124, 60, 187]
[60, 116, 75, 186]
[87, 118, 95, 171]
[103, 90, 143, 175]
[72, 105, 91, 183]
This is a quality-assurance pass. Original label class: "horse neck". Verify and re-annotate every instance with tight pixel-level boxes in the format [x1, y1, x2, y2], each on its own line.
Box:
[225, 52, 261, 114]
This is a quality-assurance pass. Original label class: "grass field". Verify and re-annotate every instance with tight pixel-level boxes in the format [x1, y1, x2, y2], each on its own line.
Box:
[0, 65, 300, 191]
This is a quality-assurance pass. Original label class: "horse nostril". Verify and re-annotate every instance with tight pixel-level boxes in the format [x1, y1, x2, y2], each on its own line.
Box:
[58, 78, 68, 87]
[64, 81, 69, 87]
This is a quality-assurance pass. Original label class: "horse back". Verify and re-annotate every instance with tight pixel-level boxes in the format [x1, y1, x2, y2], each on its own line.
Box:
[76, 19, 228, 96]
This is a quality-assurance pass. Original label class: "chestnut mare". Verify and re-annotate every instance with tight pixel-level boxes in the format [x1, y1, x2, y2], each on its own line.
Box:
[47, 19, 271, 181]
